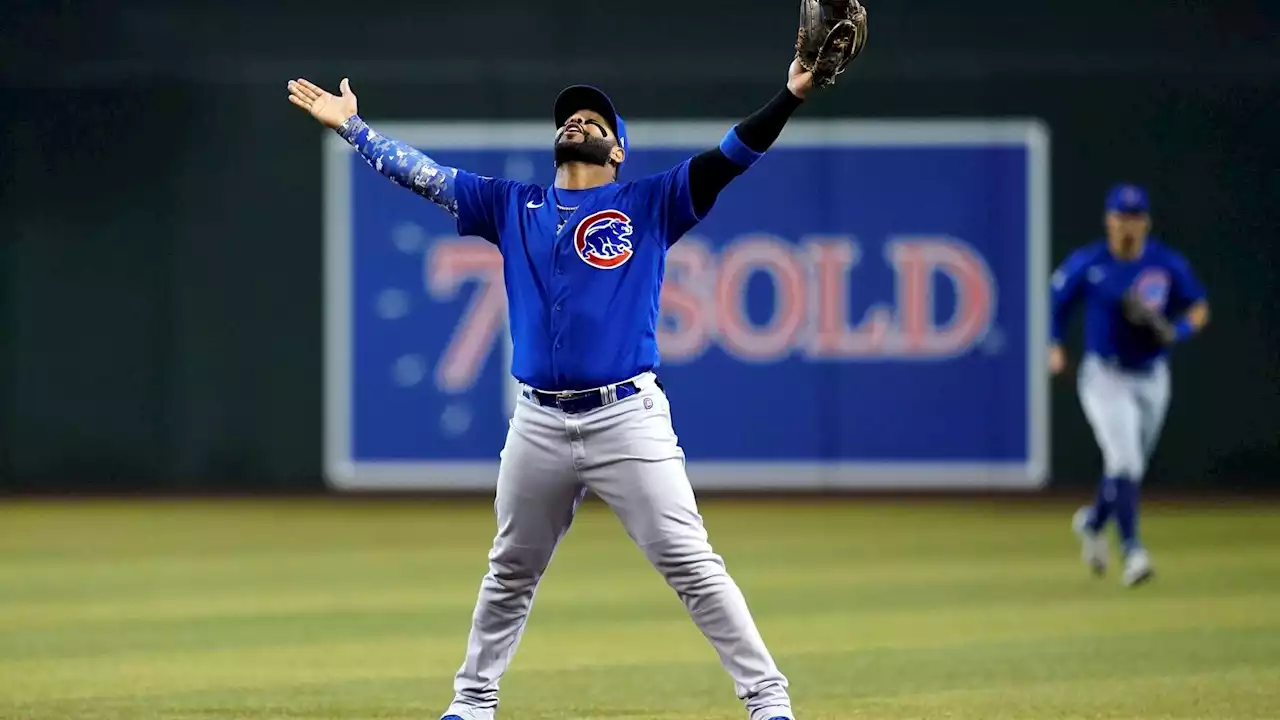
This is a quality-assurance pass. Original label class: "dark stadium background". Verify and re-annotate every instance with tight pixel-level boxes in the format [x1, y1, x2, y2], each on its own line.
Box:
[2, 0, 1277, 495]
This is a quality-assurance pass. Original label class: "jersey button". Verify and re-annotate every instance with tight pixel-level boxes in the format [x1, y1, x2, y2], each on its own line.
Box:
[555, 303, 562, 311]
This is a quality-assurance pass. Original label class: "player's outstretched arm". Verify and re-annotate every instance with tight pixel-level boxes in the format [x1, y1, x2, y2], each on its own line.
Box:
[287, 77, 459, 217]
[685, 59, 815, 218]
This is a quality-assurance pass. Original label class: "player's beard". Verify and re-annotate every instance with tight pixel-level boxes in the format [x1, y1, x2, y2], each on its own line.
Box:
[553, 134, 615, 169]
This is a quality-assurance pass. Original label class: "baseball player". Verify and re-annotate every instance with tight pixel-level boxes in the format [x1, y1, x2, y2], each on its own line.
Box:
[1049, 183, 1210, 587]
[285, 12, 870, 712]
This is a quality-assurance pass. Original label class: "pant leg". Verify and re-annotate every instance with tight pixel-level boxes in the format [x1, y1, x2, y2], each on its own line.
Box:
[1135, 360, 1173, 479]
[1077, 356, 1146, 480]
[573, 379, 792, 720]
[447, 397, 585, 720]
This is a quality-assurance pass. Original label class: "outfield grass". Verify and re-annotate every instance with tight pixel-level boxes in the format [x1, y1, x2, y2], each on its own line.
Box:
[1, 497, 1278, 720]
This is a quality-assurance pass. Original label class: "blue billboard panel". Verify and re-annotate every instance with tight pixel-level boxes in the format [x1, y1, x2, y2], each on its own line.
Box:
[324, 120, 1049, 490]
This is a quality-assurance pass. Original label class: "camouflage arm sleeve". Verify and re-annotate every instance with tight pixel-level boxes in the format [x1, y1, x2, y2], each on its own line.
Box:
[337, 114, 459, 217]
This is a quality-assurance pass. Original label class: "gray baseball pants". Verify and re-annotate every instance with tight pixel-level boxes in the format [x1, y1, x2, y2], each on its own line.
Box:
[442, 372, 793, 720]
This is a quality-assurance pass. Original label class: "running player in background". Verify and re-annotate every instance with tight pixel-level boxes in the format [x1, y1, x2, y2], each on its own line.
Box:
[1049, 183, 1210, 587]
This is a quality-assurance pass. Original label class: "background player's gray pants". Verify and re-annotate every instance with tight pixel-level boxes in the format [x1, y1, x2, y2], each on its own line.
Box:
[1077, 354, 1171, 482]
[444, 373, 792, 720]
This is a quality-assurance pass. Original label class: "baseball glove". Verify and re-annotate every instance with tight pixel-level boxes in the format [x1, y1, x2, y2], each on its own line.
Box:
[1121, 289, 1176, 346]
[795, 0, 869, 88]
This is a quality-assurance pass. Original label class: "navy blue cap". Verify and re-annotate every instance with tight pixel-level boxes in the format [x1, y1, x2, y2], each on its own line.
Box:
[553, 84, 627, 169]
[1105, 183, 1150, 214]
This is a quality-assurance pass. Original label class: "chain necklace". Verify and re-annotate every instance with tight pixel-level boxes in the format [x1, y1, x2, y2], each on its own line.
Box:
[555, 206, 578, 232]
[551, 187, 578, 232]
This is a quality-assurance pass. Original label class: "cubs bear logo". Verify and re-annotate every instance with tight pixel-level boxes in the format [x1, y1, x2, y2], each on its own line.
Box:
[574, 210, 635, 269]
[1131, 267, 1171, 312]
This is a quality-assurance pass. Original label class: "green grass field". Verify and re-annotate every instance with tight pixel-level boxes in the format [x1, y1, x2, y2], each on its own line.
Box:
[1, 497, 1278, 720]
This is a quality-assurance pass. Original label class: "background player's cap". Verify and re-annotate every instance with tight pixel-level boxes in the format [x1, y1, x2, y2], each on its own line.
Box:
[553, 84, 628, 168]
[1105, 183, 1150, 214]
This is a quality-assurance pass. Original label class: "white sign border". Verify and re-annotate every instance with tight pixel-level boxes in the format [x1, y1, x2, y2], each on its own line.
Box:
[323, 118, 1051, 492]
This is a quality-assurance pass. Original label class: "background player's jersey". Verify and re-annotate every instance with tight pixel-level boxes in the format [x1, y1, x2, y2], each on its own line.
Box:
[1051, 238, 1206, 370]
[453, 161, 702, 391]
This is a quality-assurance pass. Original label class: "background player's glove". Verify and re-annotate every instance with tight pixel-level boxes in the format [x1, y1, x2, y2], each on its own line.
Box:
[1121, 289, 1177, 346]
[795, 0, 869, 88]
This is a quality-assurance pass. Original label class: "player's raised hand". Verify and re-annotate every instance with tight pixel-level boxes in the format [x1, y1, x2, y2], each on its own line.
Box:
[787, 57, 815, 99]
[287, 77, 358, 129]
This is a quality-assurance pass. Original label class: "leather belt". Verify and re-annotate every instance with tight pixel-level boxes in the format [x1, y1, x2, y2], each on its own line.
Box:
[523, 377, 660, 414]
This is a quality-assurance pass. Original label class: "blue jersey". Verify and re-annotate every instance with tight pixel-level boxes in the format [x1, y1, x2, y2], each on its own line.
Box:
[1050, 238, 1206, 370]
[453, 162, 701, 391]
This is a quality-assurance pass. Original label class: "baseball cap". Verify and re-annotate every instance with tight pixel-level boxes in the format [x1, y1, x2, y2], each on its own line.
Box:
[1105, 183, 1150, 214]
[553, 84, 628, 169]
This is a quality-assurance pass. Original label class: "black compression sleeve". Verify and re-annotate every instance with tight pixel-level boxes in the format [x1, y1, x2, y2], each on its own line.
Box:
[687, 149, 739, 218]
[687, 87, 805, 217]
[735, 86, 805, 152]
